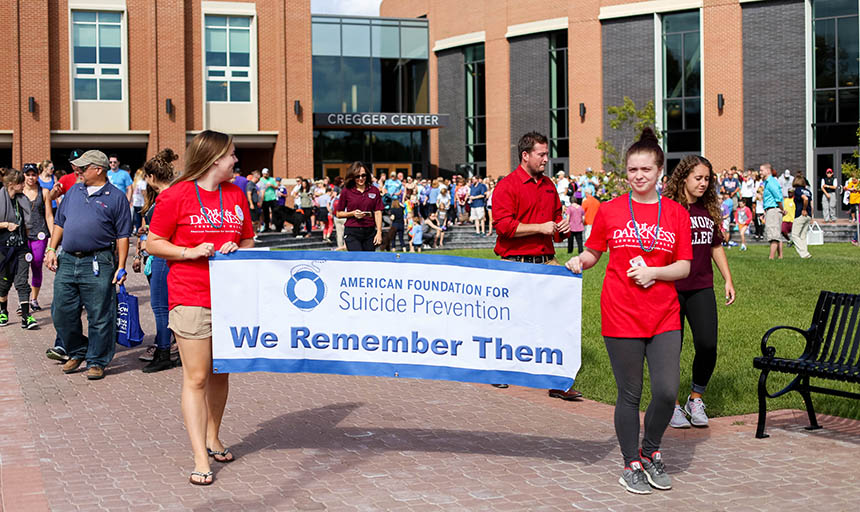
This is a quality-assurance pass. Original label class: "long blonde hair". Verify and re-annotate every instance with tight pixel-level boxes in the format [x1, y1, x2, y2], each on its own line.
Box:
[175, 130, 232, 184]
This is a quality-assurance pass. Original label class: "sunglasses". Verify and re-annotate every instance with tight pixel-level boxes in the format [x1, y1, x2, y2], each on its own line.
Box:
[356, 174, 368, 178]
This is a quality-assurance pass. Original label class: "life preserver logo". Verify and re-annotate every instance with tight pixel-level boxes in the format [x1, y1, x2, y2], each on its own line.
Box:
[235, 205, 244, 221]
[285, 264, 326, 311]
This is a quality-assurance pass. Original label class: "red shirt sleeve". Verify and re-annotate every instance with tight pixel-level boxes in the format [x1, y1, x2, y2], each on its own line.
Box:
[674, 206, 694, 260]
[491, 179, 519, 238]
[148, 189, 178, 240]
[585, 206, 608, 253]
[58, 173, 77, 194]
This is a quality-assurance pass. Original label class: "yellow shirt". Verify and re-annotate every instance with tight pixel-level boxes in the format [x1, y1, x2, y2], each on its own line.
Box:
[783, 199, 795, 222]
[848, 178, 860, 205]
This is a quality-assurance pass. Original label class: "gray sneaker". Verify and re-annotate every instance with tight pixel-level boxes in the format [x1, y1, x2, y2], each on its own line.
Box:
[669, 404, 691, 429]
[640, 450, 671, 490]
[618, 461, 652, 494]
[684, 396, 709, 427]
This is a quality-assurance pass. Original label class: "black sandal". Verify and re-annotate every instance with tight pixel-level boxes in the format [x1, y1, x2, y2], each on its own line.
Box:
[189, 471, 214, 486]
[207, 447, 235, 463]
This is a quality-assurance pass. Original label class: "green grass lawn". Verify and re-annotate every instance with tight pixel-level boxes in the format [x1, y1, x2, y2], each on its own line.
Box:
[430, 244, 860, 420]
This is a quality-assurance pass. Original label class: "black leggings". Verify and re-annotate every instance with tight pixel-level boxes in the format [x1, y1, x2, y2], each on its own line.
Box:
[604, 331, 681, 466]
[678, 287, 718, 395]
[567, 231, 583, 254]
[392, 224, 405, 250]
[344, 226, 376, 252]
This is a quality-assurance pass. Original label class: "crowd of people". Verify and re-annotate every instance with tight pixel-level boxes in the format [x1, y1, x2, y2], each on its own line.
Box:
[2, 122, 857, 491]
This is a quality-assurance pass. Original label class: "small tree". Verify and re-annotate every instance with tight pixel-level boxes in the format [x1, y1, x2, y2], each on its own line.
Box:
[595, 97, 660, 197]
[596, 97, 659, 173]
[844, 125, 860, 181]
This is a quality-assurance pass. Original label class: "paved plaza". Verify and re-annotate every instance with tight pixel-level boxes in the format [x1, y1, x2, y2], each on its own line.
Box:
[1, 269, 859, 512]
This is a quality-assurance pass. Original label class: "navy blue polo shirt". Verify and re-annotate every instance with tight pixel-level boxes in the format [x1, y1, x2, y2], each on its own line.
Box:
[55, 182, 132, 253]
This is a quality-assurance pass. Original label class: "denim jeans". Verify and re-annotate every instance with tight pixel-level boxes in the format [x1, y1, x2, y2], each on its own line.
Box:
[147, 255, 172, 350]
[52, 250, 116, 368]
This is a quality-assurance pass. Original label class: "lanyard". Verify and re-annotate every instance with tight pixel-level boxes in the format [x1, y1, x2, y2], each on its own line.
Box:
[628, 193, 661, 253]
[195, 181, 223, 229]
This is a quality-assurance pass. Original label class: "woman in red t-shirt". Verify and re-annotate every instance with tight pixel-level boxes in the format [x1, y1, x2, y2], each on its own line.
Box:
[147, 130, 255, 486]
[662, 156, 736, 430]
[566, 128, 692, 495]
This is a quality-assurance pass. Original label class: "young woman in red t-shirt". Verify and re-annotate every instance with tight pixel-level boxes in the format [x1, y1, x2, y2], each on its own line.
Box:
[566, 128, 692, 494]
[147, 130, 255, 486]
[662, 156, 736, 429]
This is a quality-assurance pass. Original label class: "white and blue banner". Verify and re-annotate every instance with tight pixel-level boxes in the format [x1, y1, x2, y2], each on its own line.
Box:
[210, 251, 582, 390]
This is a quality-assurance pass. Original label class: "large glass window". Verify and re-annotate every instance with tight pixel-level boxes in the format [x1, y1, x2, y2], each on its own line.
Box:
[311, 16, 429, 114]
[205, 15, 252, 103]
[72, 11, 123, 101]
[465, 44, 486, 175]
[549, 31, 569, 160]
[662, 11, 701, 154]
[813, 0, 859, 147]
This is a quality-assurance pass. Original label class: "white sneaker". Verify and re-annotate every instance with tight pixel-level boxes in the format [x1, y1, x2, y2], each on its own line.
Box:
[669, 404, 691, 429]
[684, 396, 709, 427]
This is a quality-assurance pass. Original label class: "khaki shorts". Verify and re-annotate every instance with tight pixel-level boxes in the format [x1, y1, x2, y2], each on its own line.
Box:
[764, 208, 783, 242]
[169, 306, 212, 339]
[469, 206, 486, 220]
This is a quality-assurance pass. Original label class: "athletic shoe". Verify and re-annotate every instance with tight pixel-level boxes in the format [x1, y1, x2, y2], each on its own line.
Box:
[22, 316, 37, 330]
[138, 344, 157, 362]
[29, 299, 41, 311]
[669, 404, 691, 429]
[618, 461, 651, 494]
[640, 450, 672, 490]
[684, 396, 709, 427]
[740, 244, 747, 251]
[728, 240, 738, 247]
[0, 313, 8, 326]
[46, 346, 69, 362]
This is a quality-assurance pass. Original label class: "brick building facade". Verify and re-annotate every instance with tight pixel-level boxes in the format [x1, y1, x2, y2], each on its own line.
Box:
[0, 0, 313, 178]
[380, 0, 858, 220]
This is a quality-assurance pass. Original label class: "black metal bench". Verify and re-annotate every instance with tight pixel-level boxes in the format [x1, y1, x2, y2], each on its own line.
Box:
[753, 291, 860, 438]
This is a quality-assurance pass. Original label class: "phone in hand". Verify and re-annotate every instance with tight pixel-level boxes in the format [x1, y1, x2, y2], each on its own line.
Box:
[629, 256, 655, 288]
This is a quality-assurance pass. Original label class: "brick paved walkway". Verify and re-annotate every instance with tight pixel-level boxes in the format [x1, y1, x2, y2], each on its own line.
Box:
[1, 268, 859, 511]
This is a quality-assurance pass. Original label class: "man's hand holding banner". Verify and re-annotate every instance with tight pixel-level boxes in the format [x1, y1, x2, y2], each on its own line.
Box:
[210, 251, 581, 390]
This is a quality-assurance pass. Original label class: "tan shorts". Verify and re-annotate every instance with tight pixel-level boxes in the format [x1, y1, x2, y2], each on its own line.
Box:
[169, 306, 212, 339]
[764, 208, 783, 242]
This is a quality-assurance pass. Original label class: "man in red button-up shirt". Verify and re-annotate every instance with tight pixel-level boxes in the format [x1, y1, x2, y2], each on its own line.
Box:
[490, 132, 582, 400]
[493, 132, 570, 260]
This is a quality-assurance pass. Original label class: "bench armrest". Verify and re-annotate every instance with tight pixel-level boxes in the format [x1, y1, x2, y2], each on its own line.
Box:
[760, 325, 814, 359]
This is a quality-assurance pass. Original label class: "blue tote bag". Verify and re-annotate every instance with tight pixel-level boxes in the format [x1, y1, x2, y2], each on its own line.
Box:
[116, 284, 145, 347]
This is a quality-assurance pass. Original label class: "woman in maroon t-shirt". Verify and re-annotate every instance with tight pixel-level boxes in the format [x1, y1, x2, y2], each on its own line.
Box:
[147, 130, 255, 486]
[334, 161, 383, 251]
[662, 156, 735, 429]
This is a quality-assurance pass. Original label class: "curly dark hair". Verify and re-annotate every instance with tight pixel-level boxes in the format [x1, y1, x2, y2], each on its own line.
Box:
[142, 148, 178, 214]
[663, 155, 722, 227]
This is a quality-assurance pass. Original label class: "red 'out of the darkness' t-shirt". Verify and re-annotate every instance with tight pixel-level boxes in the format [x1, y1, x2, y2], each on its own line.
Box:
[675, 200, 721, 292]
[585, 194, 693, 338]
[148, 180, 254, 309]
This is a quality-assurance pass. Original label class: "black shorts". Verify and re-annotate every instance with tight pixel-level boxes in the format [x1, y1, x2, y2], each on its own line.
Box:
[250, 208, 261, 222]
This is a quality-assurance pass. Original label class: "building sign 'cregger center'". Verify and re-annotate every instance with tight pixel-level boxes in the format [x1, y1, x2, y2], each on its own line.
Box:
[314, 112, 450, 129]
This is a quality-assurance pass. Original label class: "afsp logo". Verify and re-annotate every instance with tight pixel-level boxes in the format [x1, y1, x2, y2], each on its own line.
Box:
[285, 264, 326, 311]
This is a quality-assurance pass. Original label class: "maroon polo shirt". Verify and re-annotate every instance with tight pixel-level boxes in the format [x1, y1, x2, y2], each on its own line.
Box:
[334, 186, 383, 228]
[492, 165, 566, 258]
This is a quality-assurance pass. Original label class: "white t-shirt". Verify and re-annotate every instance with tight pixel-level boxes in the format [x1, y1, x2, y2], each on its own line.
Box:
[133, 180, 146, 207]
[740, 178, 756, 198]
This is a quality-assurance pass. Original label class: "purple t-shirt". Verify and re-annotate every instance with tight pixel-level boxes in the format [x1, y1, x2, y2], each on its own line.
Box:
[676, 200, 722, 292]
[233, 175, 249, 195]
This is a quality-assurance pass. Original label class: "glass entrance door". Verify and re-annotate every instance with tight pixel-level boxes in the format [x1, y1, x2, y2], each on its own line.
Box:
[372, 163, 412, 182]
[815, 148, 855, 219]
